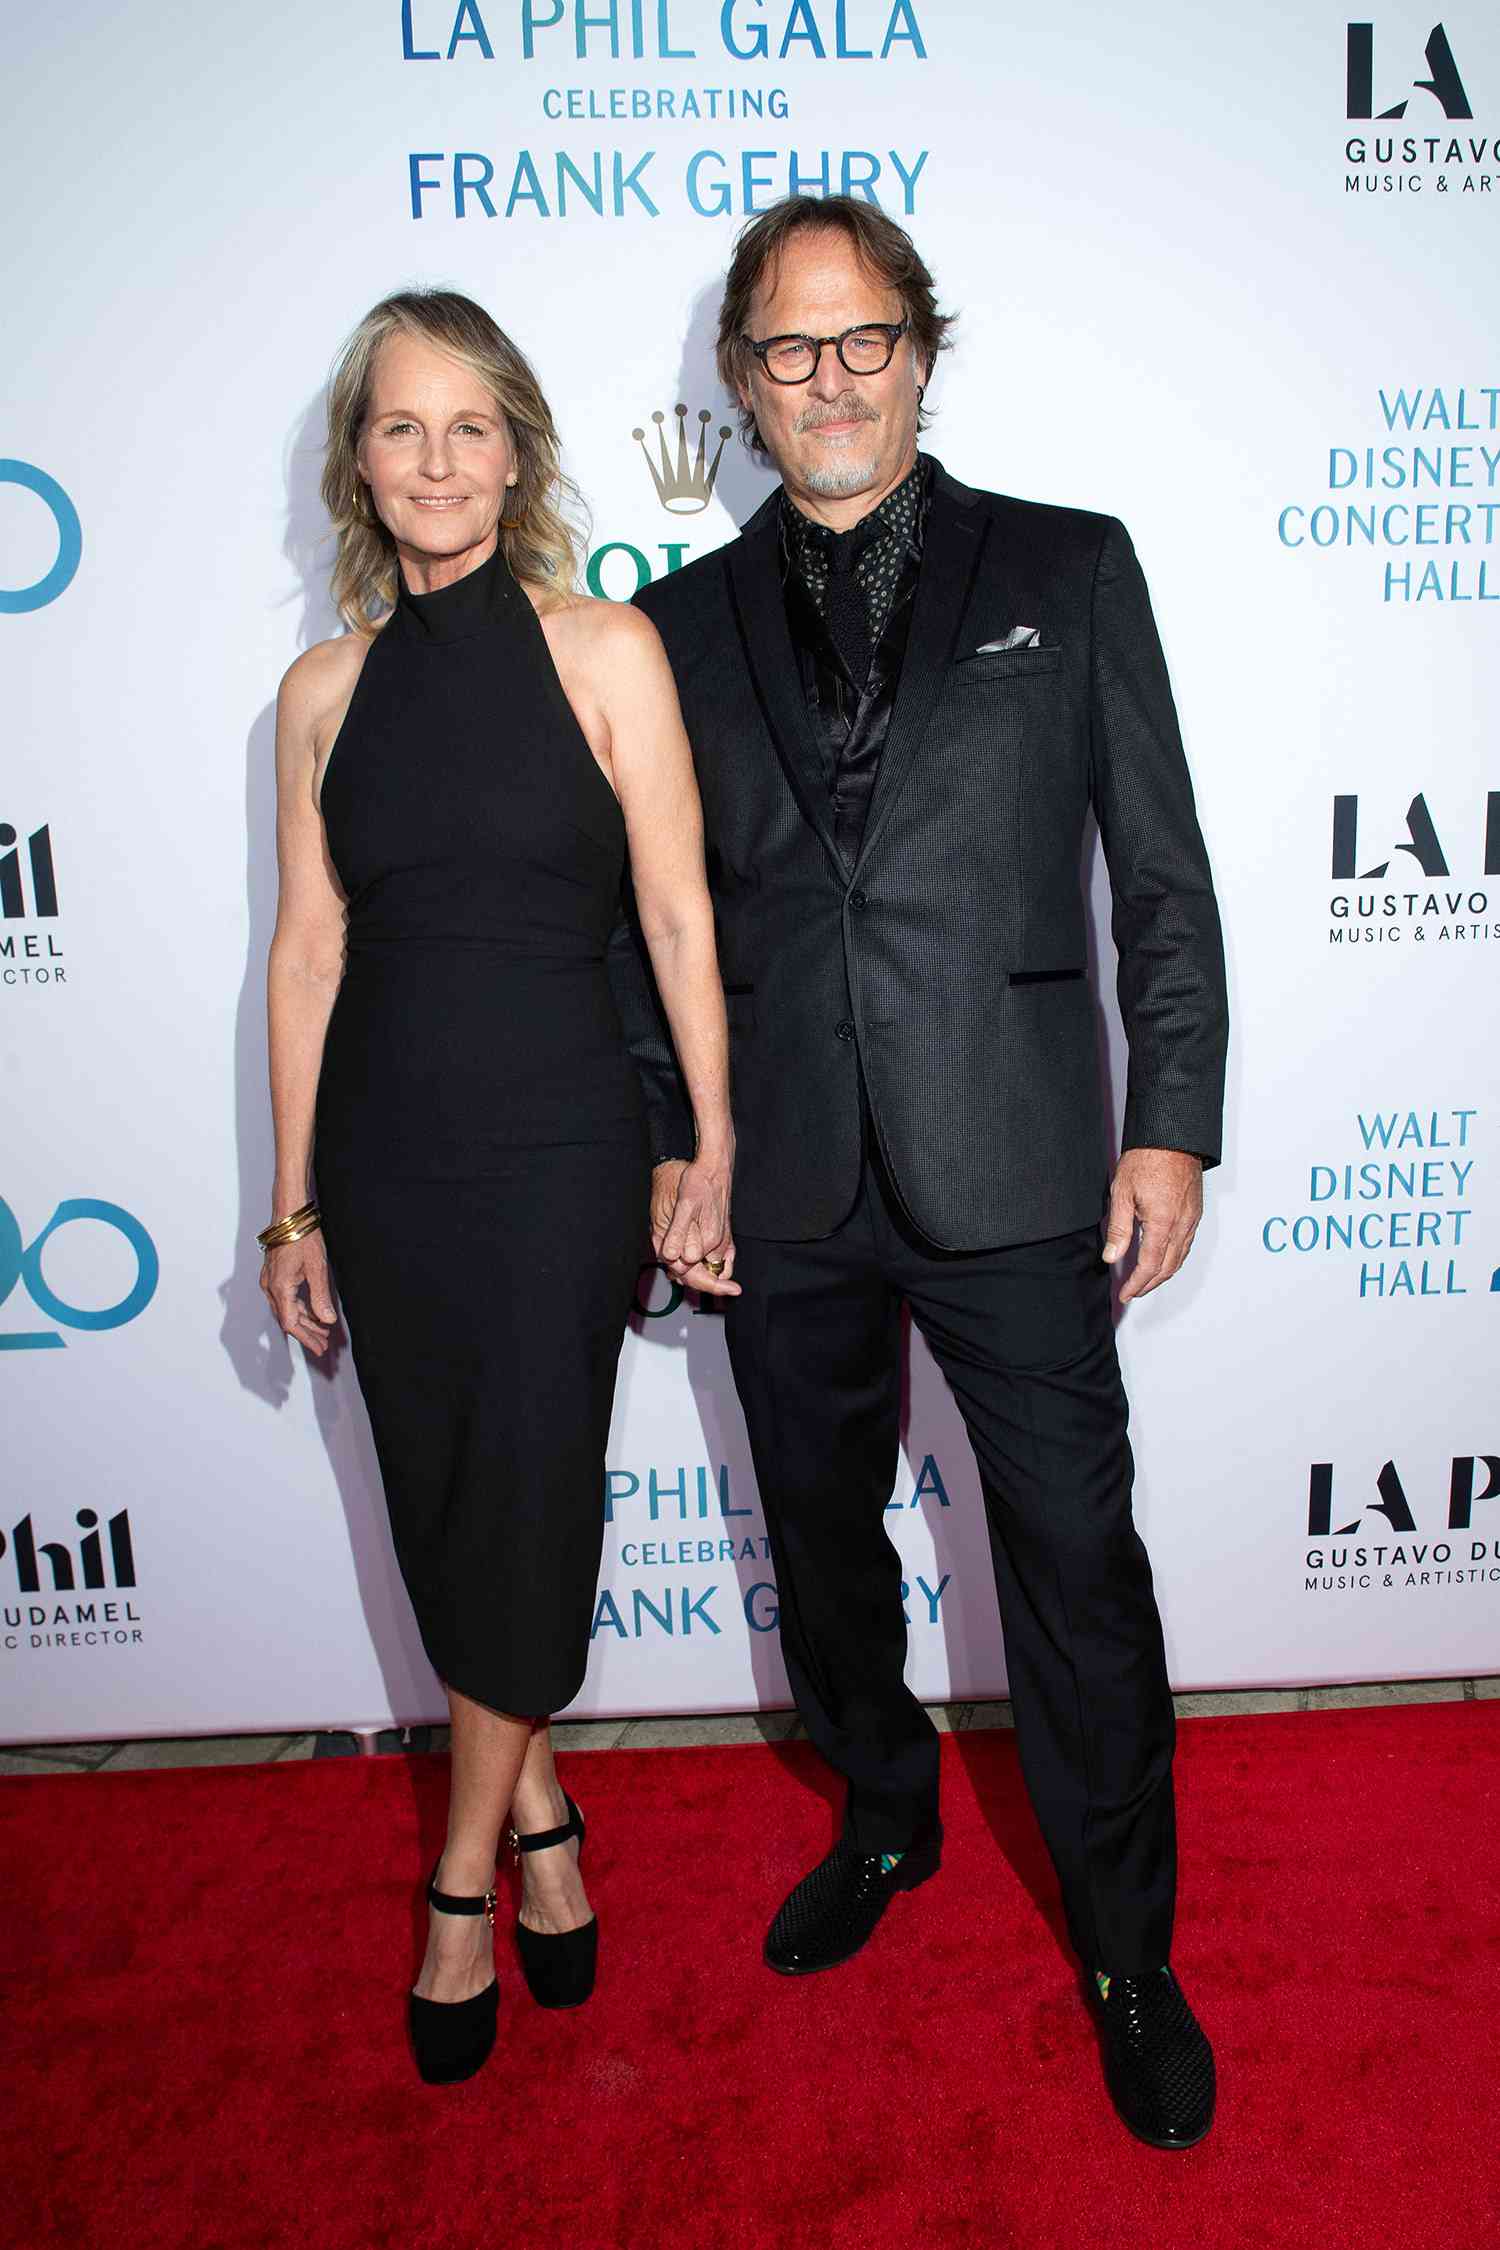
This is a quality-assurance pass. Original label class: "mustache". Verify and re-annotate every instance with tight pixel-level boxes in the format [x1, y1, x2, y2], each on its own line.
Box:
[794, 395, 880, 434]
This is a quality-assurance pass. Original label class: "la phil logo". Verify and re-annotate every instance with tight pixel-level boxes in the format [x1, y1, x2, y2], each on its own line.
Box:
[0, 819, 65, 990]
[2, 1507, 145, 1654]
[1305, 1455, 1500, 1593]
[1346, 23, 1473, 120]
[1, 823, 57, 916]
[1, 1508, 137, 1593]
[1333, 791, 1499, 881]
[1309, 1456, 1499, 1535]
[1343, 23, 1498, 193]
[1328, 790, 1500, 947]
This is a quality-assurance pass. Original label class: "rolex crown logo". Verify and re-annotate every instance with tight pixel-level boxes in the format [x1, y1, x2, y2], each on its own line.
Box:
[632, 405, 733, 515]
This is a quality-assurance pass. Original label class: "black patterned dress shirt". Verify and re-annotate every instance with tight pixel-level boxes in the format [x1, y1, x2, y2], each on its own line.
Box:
[780, 457, 932, 869]
[781, 456, 928, 656]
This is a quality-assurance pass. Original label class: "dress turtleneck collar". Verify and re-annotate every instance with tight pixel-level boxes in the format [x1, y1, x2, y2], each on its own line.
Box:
[391, 540, 520, 644]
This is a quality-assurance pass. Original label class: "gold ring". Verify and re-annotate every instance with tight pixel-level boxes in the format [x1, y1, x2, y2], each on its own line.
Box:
[703, 1257, 726, 1277]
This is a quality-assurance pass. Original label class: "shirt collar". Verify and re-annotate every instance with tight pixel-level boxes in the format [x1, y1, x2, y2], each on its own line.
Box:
[779, 455, 930, 593]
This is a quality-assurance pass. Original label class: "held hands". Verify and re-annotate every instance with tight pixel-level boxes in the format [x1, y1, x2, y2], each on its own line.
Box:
[260, 1231, 338, 1356]
[651, 1156, 740, 1298]
[1102, 1148, 1204, 1304]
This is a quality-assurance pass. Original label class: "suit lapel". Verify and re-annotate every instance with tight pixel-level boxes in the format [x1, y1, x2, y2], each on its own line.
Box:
[724, 500, 843, 872]
[854, 466, 990, 870]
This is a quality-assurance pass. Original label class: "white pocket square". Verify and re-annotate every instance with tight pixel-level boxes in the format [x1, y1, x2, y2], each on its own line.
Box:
[974, 626, 1043, 653]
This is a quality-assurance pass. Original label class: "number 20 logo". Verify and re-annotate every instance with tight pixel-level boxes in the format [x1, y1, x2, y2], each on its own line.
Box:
[0, 1198, 159, 1351]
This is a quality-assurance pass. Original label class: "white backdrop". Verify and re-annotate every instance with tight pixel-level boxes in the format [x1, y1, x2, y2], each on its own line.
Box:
[3, 1, 1496, 1741]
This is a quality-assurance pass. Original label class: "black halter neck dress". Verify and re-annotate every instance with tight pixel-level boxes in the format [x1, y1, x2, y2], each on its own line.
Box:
[314, 546, 650, 1716]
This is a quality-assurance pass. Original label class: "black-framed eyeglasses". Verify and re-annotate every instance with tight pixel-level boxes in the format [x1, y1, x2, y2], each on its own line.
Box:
[741, 318, 910, 386]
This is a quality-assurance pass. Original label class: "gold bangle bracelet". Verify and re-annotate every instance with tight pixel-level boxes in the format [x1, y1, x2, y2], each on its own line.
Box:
[257, 1221, 313, 1249]
[260, 1215, 319, 1251]
[257, 1203, 321, 1250]
[259, 1219, 322, 1253]
[269, 1215, 322, 1247]
[260, 1200, 316, 1229]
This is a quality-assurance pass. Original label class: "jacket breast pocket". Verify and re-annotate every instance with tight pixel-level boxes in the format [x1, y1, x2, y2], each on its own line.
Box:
[953, 647, 1063, 685]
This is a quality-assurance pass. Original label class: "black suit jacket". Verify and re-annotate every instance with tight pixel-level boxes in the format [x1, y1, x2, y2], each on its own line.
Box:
[611, 459, 1228, 1250]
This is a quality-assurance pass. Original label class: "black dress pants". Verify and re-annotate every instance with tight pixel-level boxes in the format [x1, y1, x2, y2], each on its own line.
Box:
[724, 1155, 1177, 1974]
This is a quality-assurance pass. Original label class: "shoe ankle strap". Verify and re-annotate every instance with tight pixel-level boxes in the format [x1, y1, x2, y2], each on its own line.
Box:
[509, 1791, 582, 1858]
[427, 1867, 497, 1925]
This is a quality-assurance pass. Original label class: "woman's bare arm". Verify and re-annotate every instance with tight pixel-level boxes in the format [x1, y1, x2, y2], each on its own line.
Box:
[261, 639, 361, 1353]
[585, 603, 737, 1295]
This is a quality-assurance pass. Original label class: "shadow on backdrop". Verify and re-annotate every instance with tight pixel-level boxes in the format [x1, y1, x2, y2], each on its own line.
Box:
[672, 279, 779, 533]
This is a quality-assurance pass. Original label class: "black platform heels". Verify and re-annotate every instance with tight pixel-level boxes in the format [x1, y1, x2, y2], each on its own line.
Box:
[511, 1792, 597, 2009]
[407, 1865, 500, 2084]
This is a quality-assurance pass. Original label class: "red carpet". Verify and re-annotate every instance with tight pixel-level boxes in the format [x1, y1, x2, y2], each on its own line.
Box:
[4, 1703, 1498, 2250]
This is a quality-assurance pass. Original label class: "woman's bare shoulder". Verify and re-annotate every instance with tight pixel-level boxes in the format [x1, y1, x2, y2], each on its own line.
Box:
[279, 630, 374, 726]
[541, 589, 662, 668]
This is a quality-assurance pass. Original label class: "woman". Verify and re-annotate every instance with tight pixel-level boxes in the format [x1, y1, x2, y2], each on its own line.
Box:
[260, 288, 735, 2084]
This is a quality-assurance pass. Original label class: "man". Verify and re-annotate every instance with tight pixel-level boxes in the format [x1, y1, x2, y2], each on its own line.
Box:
[615, 197, 1228, 2149]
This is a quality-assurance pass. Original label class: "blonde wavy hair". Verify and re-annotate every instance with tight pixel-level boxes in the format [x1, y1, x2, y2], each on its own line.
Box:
[321, 288, 584, 635]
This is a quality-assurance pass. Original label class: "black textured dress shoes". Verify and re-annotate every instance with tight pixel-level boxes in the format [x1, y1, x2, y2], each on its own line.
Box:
[1090, 1966, 1216, 2148]
[765, 1834, 941, 1975]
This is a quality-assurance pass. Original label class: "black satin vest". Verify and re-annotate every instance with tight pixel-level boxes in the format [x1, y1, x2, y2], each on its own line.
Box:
[783, 530, 923, 872]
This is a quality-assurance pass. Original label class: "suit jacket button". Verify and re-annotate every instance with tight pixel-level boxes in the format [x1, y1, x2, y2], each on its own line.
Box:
[849, 889, 868, 911]
[835, 1018, 855, 1041]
